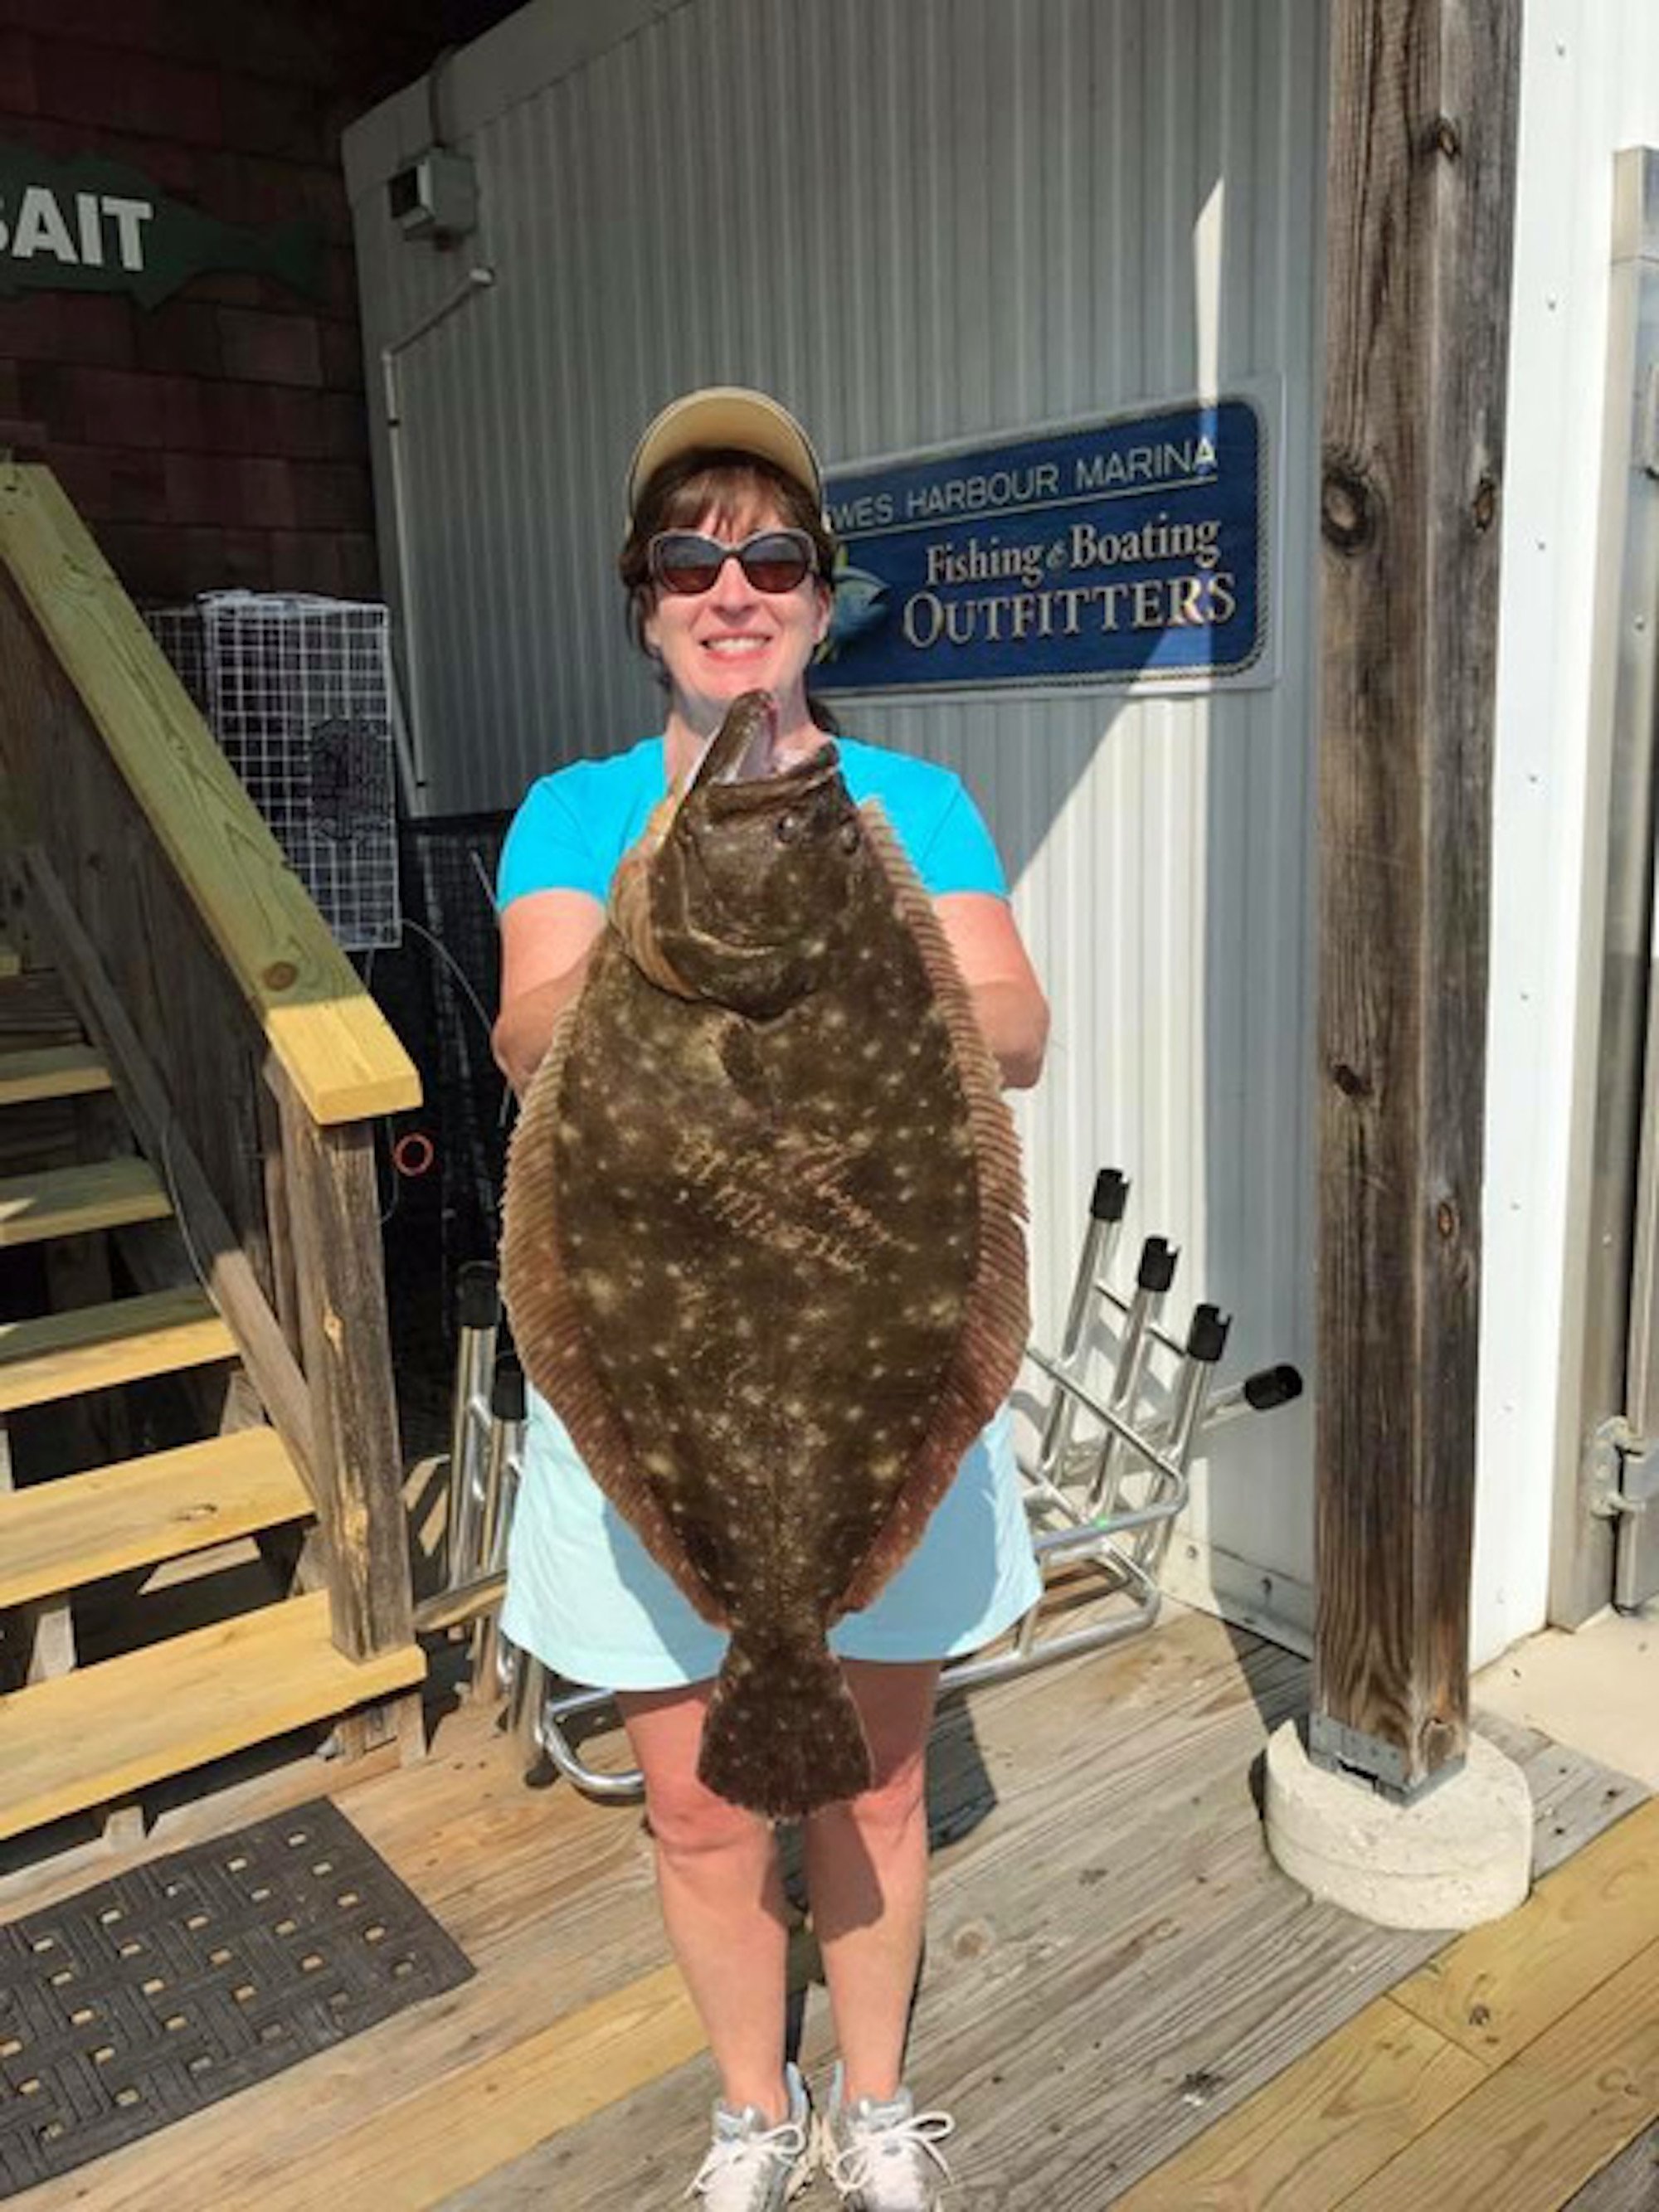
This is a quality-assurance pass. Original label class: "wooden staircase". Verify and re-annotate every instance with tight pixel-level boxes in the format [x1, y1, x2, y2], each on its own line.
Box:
[0, 468, 428, 1855]
[0, 955, 424, 1847]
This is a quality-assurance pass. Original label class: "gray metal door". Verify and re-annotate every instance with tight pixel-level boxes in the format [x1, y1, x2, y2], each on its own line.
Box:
[1583, 148, 1659, 1612]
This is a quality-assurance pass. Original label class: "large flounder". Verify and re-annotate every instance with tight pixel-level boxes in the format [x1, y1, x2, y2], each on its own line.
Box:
[501, 691, 1028, 1819]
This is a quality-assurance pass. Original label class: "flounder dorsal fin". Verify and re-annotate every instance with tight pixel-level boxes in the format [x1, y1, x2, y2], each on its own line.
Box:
[833, 800, 1031, 1613]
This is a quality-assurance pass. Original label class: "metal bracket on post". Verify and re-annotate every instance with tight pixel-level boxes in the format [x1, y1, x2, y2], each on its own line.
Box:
[1306, 1715, 1466, 1806]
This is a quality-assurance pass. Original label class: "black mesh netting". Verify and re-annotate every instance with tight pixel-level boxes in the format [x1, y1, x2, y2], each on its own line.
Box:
[366, 812, 513, 1454]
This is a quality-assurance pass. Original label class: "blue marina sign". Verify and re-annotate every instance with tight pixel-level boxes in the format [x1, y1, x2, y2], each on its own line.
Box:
[815, 392, 1274, 697]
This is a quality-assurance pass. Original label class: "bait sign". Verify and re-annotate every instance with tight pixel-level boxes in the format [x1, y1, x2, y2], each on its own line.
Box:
[0, 140, 324, 309]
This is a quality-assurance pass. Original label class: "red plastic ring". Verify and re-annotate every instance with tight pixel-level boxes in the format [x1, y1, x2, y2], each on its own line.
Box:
[391, 1130, 435, 1178]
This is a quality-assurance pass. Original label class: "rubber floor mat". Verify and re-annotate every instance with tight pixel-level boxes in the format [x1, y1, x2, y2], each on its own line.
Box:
[0, 1796, 474, 2195]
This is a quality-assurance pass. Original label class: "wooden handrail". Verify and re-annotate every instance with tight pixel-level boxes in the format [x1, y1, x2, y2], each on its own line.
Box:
[0, 465, 419, 1127]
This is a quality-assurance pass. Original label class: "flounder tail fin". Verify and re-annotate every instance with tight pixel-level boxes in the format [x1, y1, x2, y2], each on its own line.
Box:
[698, 1628, 873, 1820]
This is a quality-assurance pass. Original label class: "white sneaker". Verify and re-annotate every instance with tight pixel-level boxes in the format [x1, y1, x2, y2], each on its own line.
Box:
[684, 2061, 814, 2210]
[820, 2064, 955, 2210]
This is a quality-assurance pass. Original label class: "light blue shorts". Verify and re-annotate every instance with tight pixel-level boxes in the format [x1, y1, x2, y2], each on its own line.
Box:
[500, 1391, 1043, 1692]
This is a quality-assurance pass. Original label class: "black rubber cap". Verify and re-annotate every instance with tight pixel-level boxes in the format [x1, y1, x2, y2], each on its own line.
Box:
[1090, 1168, 1129, 1223]
[456, 1261, 501, 1330]
[1243, 1362, 1304, 1411]
[491, 1360, 527, 1422]
[1136, 1237, 1178, 1293]
[1185, 1302, 1231, 1362]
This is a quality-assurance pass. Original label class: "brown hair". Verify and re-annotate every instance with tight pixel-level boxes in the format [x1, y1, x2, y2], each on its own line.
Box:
[619, 450, 841, 728]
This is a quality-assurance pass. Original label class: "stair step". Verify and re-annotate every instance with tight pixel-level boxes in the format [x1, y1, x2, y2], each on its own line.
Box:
[0, 1430, 310, 1610]
[0, 1591, 426, 1843]
[0, 1157, 171, 1247]
[0, 970, 80, 1049]
[0, 1287, 236, 1412]
[0, 1043, 114, 1105]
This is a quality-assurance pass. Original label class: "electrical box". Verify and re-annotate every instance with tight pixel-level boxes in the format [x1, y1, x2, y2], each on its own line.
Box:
[388, 149, 479, 242]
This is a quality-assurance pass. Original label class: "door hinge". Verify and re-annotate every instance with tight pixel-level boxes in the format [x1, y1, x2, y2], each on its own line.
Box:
[1587, 1416, 1656, 1519]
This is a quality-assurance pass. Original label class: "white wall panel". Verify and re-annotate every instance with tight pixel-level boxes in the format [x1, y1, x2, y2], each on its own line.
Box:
[1476, 0, 1659, 1662]
[347, 0, 1326, 1634]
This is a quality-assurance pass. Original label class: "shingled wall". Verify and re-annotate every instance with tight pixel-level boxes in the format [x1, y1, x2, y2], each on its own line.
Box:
[0, 0, 459, 604]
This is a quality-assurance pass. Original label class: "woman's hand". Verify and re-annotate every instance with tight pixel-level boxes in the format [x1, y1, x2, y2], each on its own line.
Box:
[934, 892, 1049, 1090]
[494, 889, 607, 1096]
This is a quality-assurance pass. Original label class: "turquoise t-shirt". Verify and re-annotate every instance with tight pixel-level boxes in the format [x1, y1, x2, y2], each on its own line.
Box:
[497, 733, 1007, 907]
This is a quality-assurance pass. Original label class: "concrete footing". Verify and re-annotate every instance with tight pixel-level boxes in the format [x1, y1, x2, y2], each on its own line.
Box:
[1263, 1719, 1533, 1930]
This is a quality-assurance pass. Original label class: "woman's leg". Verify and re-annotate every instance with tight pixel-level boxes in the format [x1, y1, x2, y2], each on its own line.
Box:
[802, 1659, 941, 2104]
[616, 1680, 794, 2121]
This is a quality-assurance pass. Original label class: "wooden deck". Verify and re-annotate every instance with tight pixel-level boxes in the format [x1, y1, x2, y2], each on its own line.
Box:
[0, 1603, 1652, 2210]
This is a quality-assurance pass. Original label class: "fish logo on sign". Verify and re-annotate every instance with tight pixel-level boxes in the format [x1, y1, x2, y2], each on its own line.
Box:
[0, 140, 324, 309]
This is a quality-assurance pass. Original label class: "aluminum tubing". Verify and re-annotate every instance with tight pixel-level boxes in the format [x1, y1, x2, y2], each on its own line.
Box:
[445, 1363, 495, 1587]
[941, 1592, 1161, 1693]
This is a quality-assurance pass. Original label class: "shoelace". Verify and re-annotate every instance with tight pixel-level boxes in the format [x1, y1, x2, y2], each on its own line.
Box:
[685, 2115, 808, 2204]
[828, 2107, 955, 2204]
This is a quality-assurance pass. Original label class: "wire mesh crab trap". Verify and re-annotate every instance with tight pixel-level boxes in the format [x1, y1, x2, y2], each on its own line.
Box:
[424, 1169, 1304, 1804]
[144, 591, 401, 952]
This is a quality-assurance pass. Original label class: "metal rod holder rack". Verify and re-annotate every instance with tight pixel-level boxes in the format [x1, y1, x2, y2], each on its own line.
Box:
[433, 1167, 1303, 1805]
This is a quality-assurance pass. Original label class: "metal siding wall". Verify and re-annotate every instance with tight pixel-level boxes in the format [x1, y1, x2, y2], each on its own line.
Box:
[349, 0, 1326, 1627]
[1475, 0, 1659, 1661]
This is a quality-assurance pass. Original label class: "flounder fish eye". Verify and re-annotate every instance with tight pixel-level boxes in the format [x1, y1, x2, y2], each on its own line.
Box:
[839, 819, 860, 853]
[776, 811, 800, 845]
[648, 527, 818, 596]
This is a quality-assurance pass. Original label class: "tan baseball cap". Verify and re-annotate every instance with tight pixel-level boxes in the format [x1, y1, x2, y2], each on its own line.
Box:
[625, 386, 825, 518]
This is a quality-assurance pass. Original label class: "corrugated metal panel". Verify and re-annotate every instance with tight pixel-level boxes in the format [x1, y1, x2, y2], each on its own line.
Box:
[348, 0, 1326, 1623]
[1474, 0, 1659, 1660]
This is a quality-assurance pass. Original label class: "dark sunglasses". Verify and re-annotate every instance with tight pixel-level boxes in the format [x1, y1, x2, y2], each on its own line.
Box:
[648, 527, 818, 596]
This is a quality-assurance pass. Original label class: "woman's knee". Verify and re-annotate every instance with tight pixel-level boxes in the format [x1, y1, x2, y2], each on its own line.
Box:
[645, 1762, 770, 1860]
[821, 1741, 928, 1845]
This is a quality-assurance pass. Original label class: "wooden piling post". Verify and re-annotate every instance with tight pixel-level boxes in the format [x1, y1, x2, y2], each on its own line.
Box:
[1313, 0, 1522, 1798]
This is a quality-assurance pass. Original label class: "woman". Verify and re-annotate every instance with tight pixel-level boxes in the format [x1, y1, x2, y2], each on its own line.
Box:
[492, 388, 1049, 2212]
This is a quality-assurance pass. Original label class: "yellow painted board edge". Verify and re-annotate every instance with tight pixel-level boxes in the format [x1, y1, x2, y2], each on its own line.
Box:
[0, 468, 419, 1125]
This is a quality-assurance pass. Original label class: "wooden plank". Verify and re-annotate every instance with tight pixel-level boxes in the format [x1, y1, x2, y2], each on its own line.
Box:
[24, 846, 318, 1487]
[1389, 1799, 1659, 2065]
[0, 1287, 234, 1411]
[0, 1155, 170, 1246]
[1564, 2121, 1659, 2211]
[12, 1613, 1273, 2210]
[1340, 1939, 1659, 2210]
[275, 1068, 413, 1663]
[14, 1611, 1641, 2212]
[0, 1589, 424, 1842]
[0, 1427, 310, 1608]
[0, 1043, 109, 1104]
[249, 1932, 819, 2212]
[1109, 1998, 1485, 2211]
[1314, 1, 1523, 1789]
[0, 469, 418, 1126]
[1113, 1798, 1659, 2210]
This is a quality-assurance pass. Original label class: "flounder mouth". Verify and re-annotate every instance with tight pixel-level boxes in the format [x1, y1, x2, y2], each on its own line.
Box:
[687, 689, 779, 793]
[700, 742, 840, 816]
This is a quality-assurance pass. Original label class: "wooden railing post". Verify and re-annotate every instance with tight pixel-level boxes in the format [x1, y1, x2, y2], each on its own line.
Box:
[273, 1067, 413, 1665]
